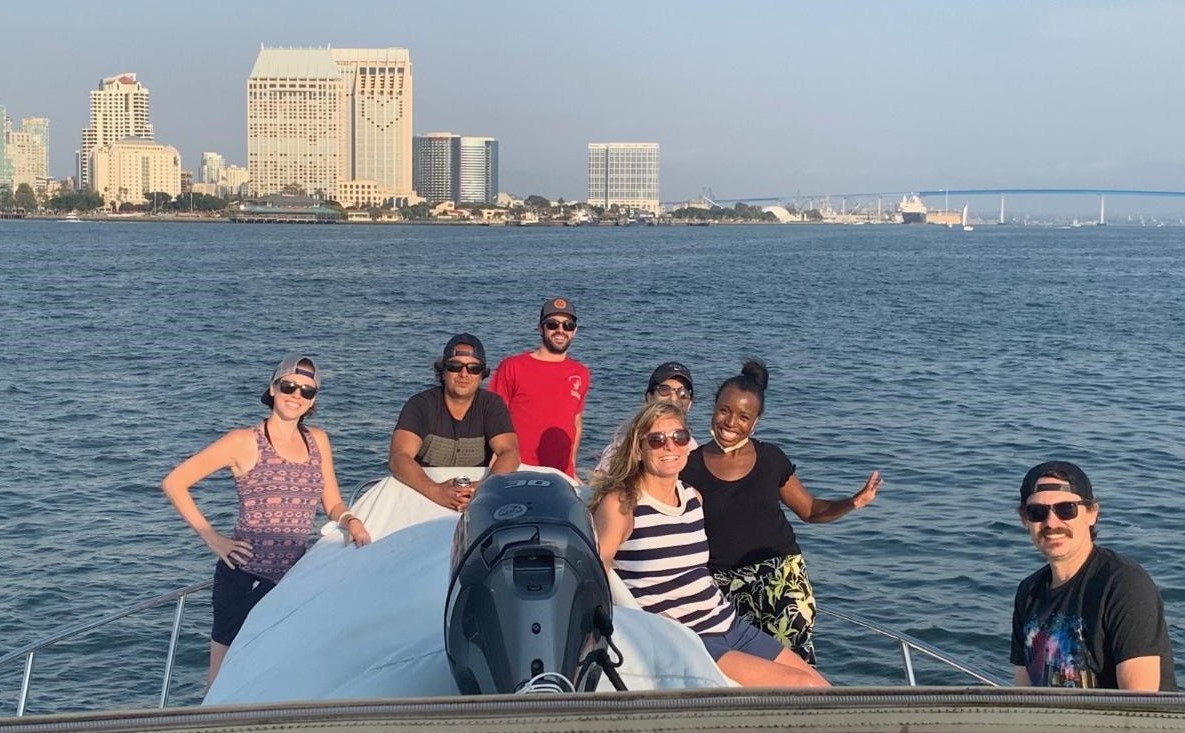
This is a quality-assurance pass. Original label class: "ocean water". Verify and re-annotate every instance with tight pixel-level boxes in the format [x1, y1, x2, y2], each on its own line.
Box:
[1, 220, 1182, 713]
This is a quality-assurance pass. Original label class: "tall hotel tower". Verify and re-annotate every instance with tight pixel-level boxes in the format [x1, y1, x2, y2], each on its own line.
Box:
[79, 74, 153, 191]
[247, 47, 413, 201]
[587, 142, 660, 213]
[413, 133, 498, 204]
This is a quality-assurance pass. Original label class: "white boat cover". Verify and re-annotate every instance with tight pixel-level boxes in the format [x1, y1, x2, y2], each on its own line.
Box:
[205, 467, 732, 704]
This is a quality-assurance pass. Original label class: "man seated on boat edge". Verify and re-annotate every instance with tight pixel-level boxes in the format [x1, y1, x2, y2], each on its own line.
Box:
[589, 400, 828, 688]
[1011, 460, 1178, 691]
[388, 333, 520, 511]
[590, 360, 699, 484]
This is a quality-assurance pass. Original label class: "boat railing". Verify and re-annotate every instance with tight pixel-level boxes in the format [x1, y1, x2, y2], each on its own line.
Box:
[2, 482, 1004, 716]
[816, 606, 1006, 687]
[0, 579, 212, 716]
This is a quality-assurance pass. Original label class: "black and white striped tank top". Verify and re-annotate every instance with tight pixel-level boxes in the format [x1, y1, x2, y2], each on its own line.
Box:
[613, 481, 735, 635]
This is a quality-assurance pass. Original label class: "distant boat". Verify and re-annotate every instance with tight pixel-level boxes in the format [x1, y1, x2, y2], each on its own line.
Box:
[961, 204, 973, 232]
[899, 194, 927, 224]
[61, 212, 81, 222]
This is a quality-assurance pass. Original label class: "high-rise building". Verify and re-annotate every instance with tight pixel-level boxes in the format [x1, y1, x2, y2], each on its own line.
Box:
[199, 152, 225, 184]
[332, 48, 413, 197]
[80, 74, 153, 191]
[587, 142, 660, 213]
[7, 117, 49, 189]
[247, 47, 413, 201]
[413, 133, 460, 204]
[0, 107, 12, 187]
[459, 137, 498, 204]
[413, 133, 499, 204]
[90, 139, 180, 207]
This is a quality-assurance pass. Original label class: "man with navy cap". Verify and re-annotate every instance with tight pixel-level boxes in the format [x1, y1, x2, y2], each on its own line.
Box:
[388, 333, 520, 510]
[489, 297, 590, 478]
[1011, 460, 1177, 690]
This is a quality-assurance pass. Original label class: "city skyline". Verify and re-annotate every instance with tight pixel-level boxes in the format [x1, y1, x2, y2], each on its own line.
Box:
[2, 1, 1185, 204]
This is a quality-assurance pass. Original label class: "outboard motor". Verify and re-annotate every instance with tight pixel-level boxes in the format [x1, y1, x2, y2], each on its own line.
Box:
[444, 471, 617, 694]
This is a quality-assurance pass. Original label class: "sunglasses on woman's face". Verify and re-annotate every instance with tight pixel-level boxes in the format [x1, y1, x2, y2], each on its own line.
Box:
[542, 319, 576, 332]
[444, 361, 484, 375]
[1021, 500, 1091, 523]
[276, 379, 318, 400]
[643, 429, 692, 450]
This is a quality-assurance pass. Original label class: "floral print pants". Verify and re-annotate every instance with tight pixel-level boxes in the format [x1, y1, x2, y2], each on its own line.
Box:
[712, 554, 817, 666]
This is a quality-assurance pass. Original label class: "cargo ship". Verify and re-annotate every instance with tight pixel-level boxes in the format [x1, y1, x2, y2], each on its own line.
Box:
[899, 194, 927, 224]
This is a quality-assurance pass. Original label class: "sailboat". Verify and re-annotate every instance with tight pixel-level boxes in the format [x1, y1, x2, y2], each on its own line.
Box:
[961, 203, 974, 232]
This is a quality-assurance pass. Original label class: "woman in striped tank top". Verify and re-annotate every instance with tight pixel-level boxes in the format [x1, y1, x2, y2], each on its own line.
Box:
[163, 355, 371, 687]
[589, 401, 828, 687]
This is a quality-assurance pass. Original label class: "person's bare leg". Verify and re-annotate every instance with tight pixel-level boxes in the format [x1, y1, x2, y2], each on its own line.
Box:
[717, 648, 829, 687]
[206, 641, 229, 691]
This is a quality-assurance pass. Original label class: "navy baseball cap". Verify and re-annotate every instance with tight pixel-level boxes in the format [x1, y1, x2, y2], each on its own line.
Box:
[1019, 460, 1095, 503]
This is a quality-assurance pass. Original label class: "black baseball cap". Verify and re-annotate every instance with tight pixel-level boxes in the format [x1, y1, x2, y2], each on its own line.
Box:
[647, 362, 693, 395]
[443, 333, 486, 364]
[1019, 460, 1095, 503]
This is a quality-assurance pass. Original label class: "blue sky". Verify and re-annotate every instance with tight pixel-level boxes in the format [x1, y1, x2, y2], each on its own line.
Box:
[3, 1, 1183, 203]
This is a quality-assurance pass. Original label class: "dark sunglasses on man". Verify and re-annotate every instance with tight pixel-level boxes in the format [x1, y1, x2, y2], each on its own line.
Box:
[444, 361, 485, 375]
[1020, 500, 1093, 523]
[542, 319, 576, 332]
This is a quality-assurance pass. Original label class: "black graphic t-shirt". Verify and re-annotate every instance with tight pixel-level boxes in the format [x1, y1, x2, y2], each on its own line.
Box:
[1010, 546, 1178, 691]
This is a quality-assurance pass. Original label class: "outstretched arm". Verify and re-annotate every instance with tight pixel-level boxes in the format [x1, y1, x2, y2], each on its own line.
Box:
[780, 470, 882, 524]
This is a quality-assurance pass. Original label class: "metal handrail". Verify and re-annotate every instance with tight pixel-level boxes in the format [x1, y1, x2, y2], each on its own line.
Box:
[2, 574, 1005, 717]
[0, 580, 212, 716]
[818, 606, 1007, 687]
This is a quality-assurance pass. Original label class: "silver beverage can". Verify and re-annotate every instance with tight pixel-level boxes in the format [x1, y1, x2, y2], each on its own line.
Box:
[453, 476, 471, 488]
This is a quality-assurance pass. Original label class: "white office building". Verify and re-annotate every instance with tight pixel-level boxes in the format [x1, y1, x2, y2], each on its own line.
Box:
[587, 142, 660, 213]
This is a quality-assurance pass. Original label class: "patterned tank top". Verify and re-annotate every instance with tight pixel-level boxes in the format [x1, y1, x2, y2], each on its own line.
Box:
[613, 481, 735, 635]
[233, 422, 324, 582]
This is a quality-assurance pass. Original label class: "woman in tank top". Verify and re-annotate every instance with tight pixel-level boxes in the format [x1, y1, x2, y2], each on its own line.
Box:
[162, 354, 371, 687]
[589, 400, 827, 687]
[679, 359, 882, 667]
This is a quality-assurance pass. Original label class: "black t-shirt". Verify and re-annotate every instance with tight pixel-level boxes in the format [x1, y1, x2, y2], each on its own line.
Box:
[1011, 545, 1178, 691]
[679, 439, 801, 571]
[393, 387, 514, 468]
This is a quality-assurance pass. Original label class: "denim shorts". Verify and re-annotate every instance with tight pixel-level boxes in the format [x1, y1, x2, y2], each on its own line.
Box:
[700, 616, 785, 662]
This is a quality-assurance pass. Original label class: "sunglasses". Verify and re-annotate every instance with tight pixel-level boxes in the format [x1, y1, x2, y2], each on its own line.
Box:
[653, 384, 692, 400]
[542, 319, 577, 332]
[276, 379, 318, 400]
[1021, 500, 1092, 523]
[643, 429, 692, 449]
[444, 361, 484, 375]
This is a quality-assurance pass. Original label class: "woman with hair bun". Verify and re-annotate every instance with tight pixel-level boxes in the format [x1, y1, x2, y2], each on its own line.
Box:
[679, 359, 882, 666]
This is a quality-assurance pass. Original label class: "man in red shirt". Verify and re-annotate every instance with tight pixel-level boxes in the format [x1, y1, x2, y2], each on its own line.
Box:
[489, 297, 590, 477]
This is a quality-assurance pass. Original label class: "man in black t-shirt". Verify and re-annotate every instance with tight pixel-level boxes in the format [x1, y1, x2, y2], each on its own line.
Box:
[1010, 460, 1177, 691]
[387, 333, 519, 511]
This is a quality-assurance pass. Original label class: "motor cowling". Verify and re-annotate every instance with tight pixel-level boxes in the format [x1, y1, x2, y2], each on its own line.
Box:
[444, 471, 612, 694]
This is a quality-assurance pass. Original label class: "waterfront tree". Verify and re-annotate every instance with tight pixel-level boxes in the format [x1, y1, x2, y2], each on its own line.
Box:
[525, 195, 550, 210]
[14, 183, 37, 211]
[0, 185, 13, 210]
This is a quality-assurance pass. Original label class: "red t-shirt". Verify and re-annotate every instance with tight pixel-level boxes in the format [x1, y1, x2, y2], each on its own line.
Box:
[488, 351, 590, 476]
